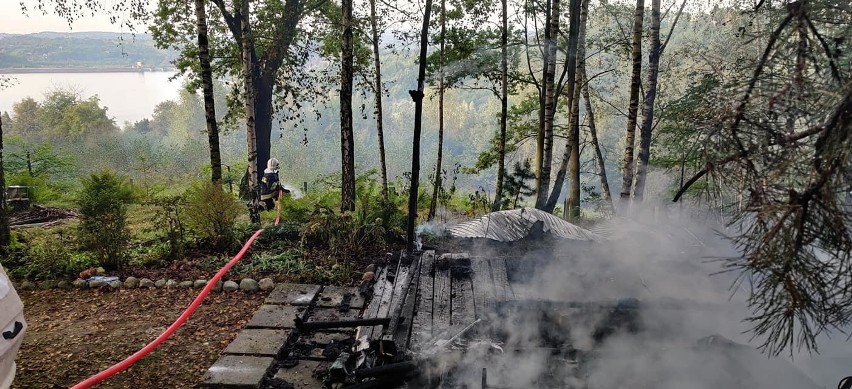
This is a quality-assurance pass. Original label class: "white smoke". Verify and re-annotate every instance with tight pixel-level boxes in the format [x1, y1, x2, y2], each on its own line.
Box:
[425, 204, 848, 388]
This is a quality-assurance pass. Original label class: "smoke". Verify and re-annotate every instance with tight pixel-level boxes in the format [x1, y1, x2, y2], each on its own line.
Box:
[281, 181, 304, 199]
[425, 205, 847, 388]
[414, 218, 458, 250]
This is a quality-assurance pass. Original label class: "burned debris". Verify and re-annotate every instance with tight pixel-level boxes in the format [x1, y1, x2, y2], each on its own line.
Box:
[256, 218, 824, 389]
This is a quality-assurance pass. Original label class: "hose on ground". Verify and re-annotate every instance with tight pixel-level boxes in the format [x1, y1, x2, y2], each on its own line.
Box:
[71, 189, 284, 388]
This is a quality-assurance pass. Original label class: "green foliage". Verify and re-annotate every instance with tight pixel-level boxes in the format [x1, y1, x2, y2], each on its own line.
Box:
[76, 172, 136, 270]
[354, 170, 407, 235]
[301, 207, 386, 258]
[498, 159, 535, 209]
[652, 74, 721, 170]
[6, 172, 64, 205]
[5, 230, 96, 280]
[5, 139, 76, 179]
[10, 88, 119, 140]
[3, 138, 77, 205]
[201, 249, 354, 285]
[277, 196, 315, 225]
[148, 195, 188, 261]
[256, 223, 301, 248]
[183, 181, 243, 251]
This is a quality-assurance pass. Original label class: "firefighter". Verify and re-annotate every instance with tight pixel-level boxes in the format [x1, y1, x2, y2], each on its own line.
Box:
[258, 158, 289, 211]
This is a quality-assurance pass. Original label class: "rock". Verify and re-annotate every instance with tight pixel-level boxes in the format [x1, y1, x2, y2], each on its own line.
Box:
[179, 280, 194, 289]
[108, 280, 123, 289]
[124, 277, 139, 289]
[139, 278, 155, 288]
[223, 280, 239, 292]
[72, 279, 87, 289]
[240, 278, 260, 292]
[38, 280, 56, 290]
[89, 279, 106, 288]
[212, 280, 223, 292]
[194, 279, 208, 289]
[20, 281, 36, 290]
[166, 279, 178, 289]
[259, 278, 274, 291]
[154, 279, 167, 288]
[79, 267, 96, 280]
[57, 280, 71, 289]
[95, 267, 106, 276]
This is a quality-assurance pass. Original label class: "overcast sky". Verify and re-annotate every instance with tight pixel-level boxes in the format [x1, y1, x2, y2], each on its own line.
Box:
[1, 2, 141, 34]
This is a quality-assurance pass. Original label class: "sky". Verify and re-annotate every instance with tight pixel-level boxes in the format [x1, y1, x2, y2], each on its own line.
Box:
[0, 2, 142, 34]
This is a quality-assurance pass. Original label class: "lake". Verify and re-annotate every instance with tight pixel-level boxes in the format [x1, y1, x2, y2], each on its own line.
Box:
[0, 71, 185, 125]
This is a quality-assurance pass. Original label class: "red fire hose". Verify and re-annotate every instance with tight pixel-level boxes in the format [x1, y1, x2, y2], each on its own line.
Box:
[71, 190, 284, 388]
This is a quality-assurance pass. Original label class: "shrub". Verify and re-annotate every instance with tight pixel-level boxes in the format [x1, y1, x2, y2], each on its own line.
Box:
[301, 206, 386, 258]
[77, 172, 135, 270]
[355, 170, 407, 237]
[148, 195, 187, 260]
[4, 230, 94, 280]
[183, 181, 243, 251]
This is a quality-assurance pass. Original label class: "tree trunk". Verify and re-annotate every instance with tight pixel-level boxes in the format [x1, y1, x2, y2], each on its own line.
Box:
[428, 0, 446, 221]
[583, 67, 613, 211]
[26, 150, 32, 177]
[535, 0, 560, 209]
[195, 0, 222, 183]
[619, 0, 644, 207]
[407, 0, 433, 252]
[533, 0, 552, 206]
[546, 0, 584, 214]
[369, 0, 389, 202]
[632, 0, 661, 202]
[565, 0, 586, 218]
[340, 0, 356, 212]
[255, 75, 273, 181]
[240, 0, 257, 189]
[210, 0, 302, 180]
[492, 0, 509, 211]
[0, 115, 9, 249]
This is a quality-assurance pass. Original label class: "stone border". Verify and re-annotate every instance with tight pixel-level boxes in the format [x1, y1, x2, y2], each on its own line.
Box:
[13, 276, 278, 293]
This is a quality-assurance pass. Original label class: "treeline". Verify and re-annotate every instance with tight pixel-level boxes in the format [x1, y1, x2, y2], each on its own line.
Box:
[0, 32, 176, 68]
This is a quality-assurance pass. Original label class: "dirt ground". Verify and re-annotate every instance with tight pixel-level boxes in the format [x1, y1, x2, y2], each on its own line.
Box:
[12, 288, 267, 388]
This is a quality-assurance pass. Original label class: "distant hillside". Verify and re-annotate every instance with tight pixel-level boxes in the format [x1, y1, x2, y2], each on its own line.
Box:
[0, 32, 176, 69]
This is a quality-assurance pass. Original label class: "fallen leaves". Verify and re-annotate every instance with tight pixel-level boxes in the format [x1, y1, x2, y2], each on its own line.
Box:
[14, 289, 266, 388]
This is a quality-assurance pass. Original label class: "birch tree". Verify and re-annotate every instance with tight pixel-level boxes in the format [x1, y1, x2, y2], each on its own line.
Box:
[619, 0, 644, 206]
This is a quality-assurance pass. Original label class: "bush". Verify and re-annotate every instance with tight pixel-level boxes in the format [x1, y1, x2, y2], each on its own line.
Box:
[77, 172, 135, 270]
[183, 181, 243, 251]
[148, 195, 187, 260]
[4, 230, 94, 280]
[350, 170, 407, 237]
[301, 206, 386, 258]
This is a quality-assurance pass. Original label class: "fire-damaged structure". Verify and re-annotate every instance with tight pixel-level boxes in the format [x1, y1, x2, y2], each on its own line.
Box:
[255, 210, 826, 388]
[326, 248, 819, 388]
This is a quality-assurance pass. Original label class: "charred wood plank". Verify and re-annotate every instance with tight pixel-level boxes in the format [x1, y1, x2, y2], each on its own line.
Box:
[450, 271, 475, 327]
[489, 257, 514, 302]
[411, 250, 435, 350]
[382, 250, 413, 338]
[433, 258, 452, 335]
[295, 317, 390, 331]
[393, 251, 424, 349]
[357, 262, 394, 340]
[353, 361, 418, 378]
[471, 257, 497, 319]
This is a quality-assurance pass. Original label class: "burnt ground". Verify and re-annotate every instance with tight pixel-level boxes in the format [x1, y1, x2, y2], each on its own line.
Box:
[13, 288, 266, 388]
